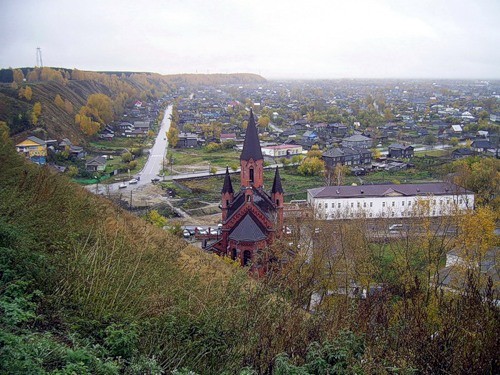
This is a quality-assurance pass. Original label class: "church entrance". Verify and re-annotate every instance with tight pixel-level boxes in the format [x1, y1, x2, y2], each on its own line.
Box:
[243, 250, 252, 266]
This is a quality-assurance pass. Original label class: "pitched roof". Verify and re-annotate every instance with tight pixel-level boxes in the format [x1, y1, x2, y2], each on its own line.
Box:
[86, 155, 107, 166]
[343, 134, 371, 142]
[240, 109, 263, 161]
[229, 214, 267, 242]
[308, 182, 472, 199]
[221, 167, 234, 194]
[388, 143, 414, 150]
[26, 136, 46, 145]
[271, 167, 284, 194]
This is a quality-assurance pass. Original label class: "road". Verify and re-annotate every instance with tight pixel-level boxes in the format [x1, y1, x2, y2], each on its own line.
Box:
[136, 105, 172, 186]
[89, 105, 172, 194]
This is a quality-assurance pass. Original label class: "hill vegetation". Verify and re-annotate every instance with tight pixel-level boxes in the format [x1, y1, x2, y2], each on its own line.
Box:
[0, 67, 266, 144]
[1, 124, 499, 373]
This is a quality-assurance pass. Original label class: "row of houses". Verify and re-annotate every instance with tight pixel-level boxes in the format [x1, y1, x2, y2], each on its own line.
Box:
[15, 136, 86, 165]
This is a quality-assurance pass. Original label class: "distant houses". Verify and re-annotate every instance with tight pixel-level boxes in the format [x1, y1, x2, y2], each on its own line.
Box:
[341, 134, 372, 149]
[322, 147, 372, 168]
[85, 156, 107, 172]
[261, 144, 303, 158]
[177, 132, 201, 148]
[387, 143, 414, 159]
[15, 136, 47, 165]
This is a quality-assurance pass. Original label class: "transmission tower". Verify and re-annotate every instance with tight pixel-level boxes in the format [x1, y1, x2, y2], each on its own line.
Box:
[36, 47, 43, 67]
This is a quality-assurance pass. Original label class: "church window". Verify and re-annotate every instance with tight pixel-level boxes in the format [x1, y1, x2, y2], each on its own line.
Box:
[226, 200, 229, 206]
[249, 167, 254, 183]
[276, 199, 280, 206]
[247, 195, 251, 202]
[231, 248, 237, 260]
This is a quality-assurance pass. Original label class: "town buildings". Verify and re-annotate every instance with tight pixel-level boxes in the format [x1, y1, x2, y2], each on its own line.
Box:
[307, 182, 474, 220]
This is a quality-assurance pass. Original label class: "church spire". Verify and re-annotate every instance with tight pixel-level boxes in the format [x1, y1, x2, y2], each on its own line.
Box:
[240, 109, 263, 161]
[271, 166, 284, 194]
[221, 166, 234, 194]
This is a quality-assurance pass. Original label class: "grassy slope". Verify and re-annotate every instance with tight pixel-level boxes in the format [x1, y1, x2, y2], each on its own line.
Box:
[0, 140, 255, 373]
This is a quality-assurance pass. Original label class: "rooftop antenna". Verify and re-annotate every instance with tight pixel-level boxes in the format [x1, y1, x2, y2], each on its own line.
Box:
[36, 47, 43, 67]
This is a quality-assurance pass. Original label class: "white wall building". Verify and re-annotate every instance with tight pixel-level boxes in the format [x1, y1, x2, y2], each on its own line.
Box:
[307, 183, 474, 220]
[261, 144, 303, 158]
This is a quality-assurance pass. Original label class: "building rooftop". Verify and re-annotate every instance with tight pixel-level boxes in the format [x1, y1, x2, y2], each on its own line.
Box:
[308, 182, 473, 199]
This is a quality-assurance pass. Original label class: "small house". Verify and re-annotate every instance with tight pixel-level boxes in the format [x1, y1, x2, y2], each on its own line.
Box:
[16, 136, 47, 165]
[85, 156, 107, 172]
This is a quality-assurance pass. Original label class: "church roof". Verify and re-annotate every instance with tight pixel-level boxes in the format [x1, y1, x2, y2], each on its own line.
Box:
[240, 109, 263, 161]
[229, 214, 267, 242]
[271, 167, 284, 194]
[221, 167, 234, 194]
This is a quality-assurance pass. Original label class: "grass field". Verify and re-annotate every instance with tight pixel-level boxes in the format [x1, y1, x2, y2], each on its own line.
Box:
[170, 148, 241, 169]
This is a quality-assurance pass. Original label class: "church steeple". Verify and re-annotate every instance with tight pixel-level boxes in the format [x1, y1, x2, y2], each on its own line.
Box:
[240, 109, 263, 161]
[221, 167, 234, 194]
[271, 166, 284, 194]
[221, 167, 234, 222]
[240, 109, 264, 189]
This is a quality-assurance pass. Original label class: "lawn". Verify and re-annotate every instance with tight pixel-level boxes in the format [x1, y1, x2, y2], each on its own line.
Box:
[170, 148, 241, 169]
[89, 138, 148, 151]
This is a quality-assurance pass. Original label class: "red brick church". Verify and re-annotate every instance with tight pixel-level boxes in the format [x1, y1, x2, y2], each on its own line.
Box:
[209, 110, 284, 271]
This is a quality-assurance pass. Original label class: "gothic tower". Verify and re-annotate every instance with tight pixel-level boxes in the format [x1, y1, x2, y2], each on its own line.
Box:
[209, 110, 284, 272]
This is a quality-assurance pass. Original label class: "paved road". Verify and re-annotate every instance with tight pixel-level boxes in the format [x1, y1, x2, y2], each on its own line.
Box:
[89, 105, 172, 194]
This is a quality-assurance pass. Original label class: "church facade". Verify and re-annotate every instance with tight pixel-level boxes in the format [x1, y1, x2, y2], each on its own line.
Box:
[209, 110, 284, 271]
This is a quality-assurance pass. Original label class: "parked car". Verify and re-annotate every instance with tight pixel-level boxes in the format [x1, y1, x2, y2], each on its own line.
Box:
[151, 177, 160, 183]
[183, 229, 191, 238]
[196, 227, 208, 235]
[118, 182, 127, 189]
[129, 178, 138, 184]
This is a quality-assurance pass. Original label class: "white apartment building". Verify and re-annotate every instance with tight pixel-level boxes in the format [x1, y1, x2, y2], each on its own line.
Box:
[307, 183, 474, 220]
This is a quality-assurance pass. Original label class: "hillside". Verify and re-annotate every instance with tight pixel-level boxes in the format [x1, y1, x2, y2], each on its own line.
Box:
[0, 67, 266, 144]
[0, 134, 263, 373]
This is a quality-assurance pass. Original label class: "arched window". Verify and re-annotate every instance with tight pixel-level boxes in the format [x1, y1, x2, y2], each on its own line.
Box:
[243, 250, 252, 266]
[231, 248, 237, 260]
[249, 167, 254, 183]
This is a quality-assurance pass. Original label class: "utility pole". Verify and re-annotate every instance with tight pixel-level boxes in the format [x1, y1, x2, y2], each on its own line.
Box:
[130, 190, 133, 210]
[36, 47, 43, 67]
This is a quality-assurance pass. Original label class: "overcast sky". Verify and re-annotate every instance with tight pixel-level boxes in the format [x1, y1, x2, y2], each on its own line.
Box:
[1, 0, 499, 79]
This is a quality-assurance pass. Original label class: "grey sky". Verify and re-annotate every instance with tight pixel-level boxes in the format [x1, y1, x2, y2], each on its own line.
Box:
[1, 0, 499, 79]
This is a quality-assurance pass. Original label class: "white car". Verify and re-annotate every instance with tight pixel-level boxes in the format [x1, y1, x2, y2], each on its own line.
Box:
[129, 178, 138, 184]
[118, 182, 127, 189]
